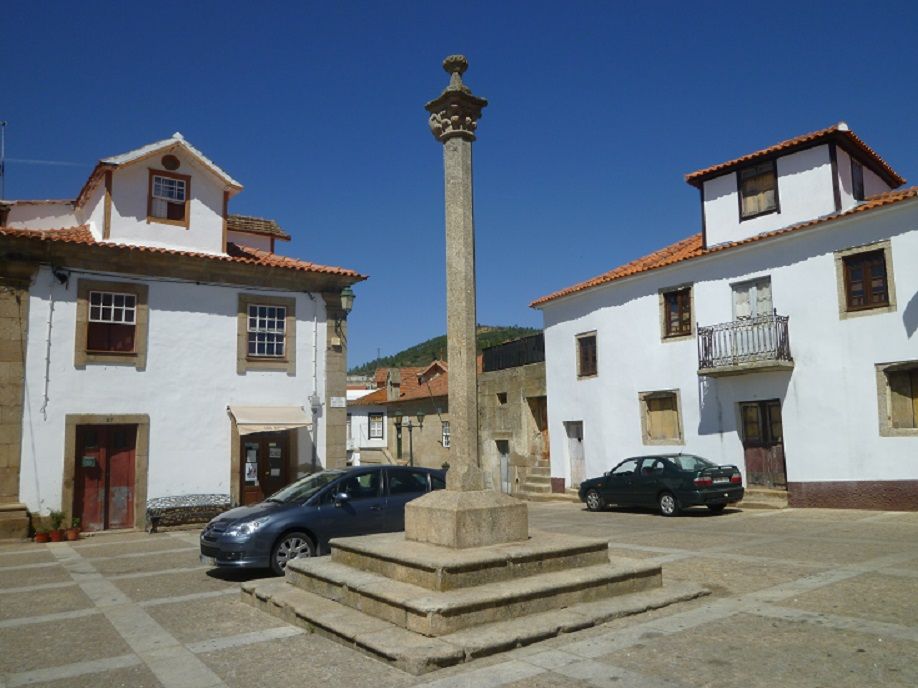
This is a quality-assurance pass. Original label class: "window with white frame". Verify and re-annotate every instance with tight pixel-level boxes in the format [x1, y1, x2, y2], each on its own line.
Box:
[441, 421, 451, 448]
[247, 304, 287, 357]
[368, 413, 384, 440]
[87, 291, 137, 352]
[149, 172, 189, 223]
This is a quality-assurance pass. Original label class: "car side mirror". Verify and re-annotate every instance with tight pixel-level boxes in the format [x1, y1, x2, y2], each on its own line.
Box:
[333, 492, 349, 507]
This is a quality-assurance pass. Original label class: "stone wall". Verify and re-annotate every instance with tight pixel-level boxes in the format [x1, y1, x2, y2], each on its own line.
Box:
[478, 362, 547, 493]
[0, 263, 35, 539]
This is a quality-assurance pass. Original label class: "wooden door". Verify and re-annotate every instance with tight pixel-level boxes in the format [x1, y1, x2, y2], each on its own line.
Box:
[75, 425, 136, 532]
[240, 431, 290, 505]
[565, 421, 585, 487]
[528, 397, 550, 461]
[739, 400, 787, 488]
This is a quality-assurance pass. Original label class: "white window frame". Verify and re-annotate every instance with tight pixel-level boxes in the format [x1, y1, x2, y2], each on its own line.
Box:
[88, 291, 137, 325]
[368, 413, 384, 440]
[441, 421, 451, 448]
[247, 304, 287, 358]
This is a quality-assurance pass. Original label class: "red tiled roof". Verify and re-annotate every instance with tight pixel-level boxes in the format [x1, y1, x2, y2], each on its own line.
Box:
[227, 214, 291, 241]
[685, 123, 905, 188]
[0, 225, 366, 280]
[351, 366, 449, 406]
[531, 187, 918, 308]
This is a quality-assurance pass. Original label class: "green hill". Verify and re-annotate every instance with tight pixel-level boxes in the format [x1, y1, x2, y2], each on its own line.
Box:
[348, 325, 539, 376]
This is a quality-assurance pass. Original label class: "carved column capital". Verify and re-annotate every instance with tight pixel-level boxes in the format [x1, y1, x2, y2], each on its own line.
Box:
[425, 55, 488, 143]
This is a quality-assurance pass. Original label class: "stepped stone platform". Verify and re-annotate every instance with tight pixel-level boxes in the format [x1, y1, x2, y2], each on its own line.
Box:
[241, 529, 707, 674]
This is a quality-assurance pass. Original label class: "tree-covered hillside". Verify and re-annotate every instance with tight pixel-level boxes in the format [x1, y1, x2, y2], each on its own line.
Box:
[348, 325, 539, 376]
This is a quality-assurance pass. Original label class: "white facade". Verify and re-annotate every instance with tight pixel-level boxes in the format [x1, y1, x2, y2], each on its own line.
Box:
[346, 402, 387, 464]
[536, 128, 917, 508]
[2, 133, 361, 530]
[20, 266, 328, 514]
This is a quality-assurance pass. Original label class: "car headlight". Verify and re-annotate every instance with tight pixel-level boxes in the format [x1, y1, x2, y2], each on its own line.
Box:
[225, 519, 269, 537]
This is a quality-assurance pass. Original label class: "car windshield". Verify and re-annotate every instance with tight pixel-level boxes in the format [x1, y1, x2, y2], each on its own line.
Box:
[266, 470, 344, 503]
[667, 455, 716, 472]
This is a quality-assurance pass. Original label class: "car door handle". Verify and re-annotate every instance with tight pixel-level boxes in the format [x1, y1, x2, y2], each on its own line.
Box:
[369, 505, 382, 511]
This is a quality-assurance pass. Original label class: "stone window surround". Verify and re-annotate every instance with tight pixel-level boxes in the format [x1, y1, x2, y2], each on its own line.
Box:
[638, 389, 685, 446]
[658, 284, 695, 342]
[876, 361, 918, 437]
[75, 278, 149, 370]
[62, 414, 150, 530]
[834, 239, 896, 320]
[237, 293, 296, 375]
[575, 330, 598, 379]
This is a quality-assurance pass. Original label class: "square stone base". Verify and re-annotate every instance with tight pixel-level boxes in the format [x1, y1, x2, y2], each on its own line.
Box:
[0, 503, 30, 540]
[404, 489, 528, 548]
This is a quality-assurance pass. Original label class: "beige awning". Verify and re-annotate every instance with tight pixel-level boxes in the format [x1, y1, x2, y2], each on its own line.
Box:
[228, 405, 312, 435]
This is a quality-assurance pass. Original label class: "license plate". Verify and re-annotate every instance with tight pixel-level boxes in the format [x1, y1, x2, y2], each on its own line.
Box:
[199, 554, 216, 566]
[713, 477, 729, 484]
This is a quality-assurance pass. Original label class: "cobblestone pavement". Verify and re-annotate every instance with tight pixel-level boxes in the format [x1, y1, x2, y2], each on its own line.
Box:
[1, 504, 916, 688]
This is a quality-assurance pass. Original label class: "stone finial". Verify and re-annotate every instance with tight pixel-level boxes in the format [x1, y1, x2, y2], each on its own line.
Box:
[425, 55, 488, 143]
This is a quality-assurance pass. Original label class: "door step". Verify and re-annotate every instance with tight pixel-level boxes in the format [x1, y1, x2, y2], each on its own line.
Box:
[739, 487, 788, 510]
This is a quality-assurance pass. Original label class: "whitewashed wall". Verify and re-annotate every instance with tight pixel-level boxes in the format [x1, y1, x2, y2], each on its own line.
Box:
[836, 148, 892, 211]
[540, 199, 918, 488]
[227, 230, 272, 252]
[347, 406, 387, 450]
[106, 150, 226, 254]
[704, 145, 837, 246]
[6, 202, 77, 229]
[19, 267, 329, 513]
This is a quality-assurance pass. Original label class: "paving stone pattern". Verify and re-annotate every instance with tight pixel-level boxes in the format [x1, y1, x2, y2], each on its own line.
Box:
[0, 505, 916, 687]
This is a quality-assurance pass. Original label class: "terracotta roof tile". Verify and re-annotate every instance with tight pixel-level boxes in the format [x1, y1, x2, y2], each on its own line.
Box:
[351, 366, 449, 406]
[531, 186, 918, 308]
[227, 214, 291, 241]
[0, 225, 366, 280]
[684, 123, 905, 188]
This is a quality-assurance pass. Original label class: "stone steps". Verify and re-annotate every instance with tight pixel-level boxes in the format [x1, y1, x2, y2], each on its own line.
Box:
[328, 530, 608, 591]
[242, 576, 707, 675]
[285, 554, 661, 637]
[519, 490, 581, 503]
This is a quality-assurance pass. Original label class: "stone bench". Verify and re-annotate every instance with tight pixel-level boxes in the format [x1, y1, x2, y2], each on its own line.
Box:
[145, 494, 231, 532]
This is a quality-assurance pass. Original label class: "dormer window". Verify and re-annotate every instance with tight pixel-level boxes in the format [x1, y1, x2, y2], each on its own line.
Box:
[147, 170, 190, 227]
[738, 161, 778, 220]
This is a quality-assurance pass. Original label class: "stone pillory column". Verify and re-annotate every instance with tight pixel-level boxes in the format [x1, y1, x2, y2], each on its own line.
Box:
[403, 55, 528, 548]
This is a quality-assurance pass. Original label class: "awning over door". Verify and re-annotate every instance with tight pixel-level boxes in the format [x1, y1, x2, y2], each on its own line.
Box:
[228, 405, 312, 436]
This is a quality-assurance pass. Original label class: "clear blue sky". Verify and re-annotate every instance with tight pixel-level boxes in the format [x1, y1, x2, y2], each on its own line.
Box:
[4, 1, 918, 367]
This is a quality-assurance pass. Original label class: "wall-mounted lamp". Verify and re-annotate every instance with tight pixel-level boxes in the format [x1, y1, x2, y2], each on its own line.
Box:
[332, 286, 356, 347]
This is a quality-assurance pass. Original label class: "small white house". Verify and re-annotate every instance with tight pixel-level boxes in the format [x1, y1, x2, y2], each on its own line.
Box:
[532, 123, 918, 510]
[0, 133, 364, 535]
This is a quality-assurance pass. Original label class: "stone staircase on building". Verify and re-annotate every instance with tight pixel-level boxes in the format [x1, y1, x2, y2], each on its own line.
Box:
[517, 457, 580, 503]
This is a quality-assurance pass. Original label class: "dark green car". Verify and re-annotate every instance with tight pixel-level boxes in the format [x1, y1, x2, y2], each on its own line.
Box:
[578, 454, 744, 516]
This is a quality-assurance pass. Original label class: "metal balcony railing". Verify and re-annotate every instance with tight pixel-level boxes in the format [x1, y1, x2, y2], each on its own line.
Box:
[697, 312, 792, 372]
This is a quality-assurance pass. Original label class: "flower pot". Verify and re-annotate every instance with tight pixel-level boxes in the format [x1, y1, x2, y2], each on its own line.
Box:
[34, 532, 50, 543]
[66, 528, 81, 541]
[49, 529, 63, 542]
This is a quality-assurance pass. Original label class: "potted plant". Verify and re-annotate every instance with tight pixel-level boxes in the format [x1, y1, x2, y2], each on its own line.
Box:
[49, 510, 65, 542]
[66, 517, 81, 541]
[34, 528, 50, 543]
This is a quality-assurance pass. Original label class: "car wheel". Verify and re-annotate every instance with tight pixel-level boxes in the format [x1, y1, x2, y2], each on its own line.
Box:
[271, 531, 315, 575]
[707, 503, 727, 514]
[585, 489, 605, 512]
[658, 492, 679, 517]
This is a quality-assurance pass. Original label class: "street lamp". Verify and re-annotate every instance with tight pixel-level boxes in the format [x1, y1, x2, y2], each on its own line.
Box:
[392, 410, 425, 467]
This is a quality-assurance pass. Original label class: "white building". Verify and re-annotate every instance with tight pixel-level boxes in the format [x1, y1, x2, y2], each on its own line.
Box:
[0, 133, 364, 536]
[532, 123, 918, 510]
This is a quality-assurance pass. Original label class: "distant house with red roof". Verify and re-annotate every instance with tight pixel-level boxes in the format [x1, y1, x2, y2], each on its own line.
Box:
[0, 133, 365, 537]
[347, 362, 451, 468]
[532, 123, 918, 511]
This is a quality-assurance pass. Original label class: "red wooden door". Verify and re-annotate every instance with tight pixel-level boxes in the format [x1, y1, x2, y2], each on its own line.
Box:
[739, 401, 787, 488]
[75, 425, 136, 531]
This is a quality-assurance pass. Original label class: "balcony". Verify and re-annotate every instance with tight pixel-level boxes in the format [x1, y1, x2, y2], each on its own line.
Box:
[697, 313, 793, 377]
